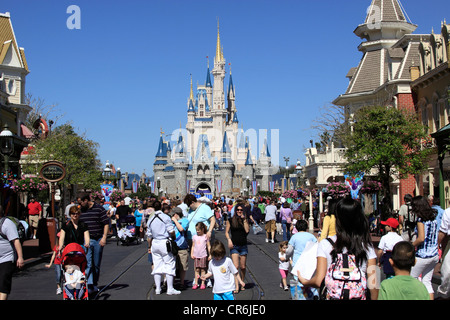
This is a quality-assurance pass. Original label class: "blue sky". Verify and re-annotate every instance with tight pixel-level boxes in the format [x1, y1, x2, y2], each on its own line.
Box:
[2, 0, 449, 176]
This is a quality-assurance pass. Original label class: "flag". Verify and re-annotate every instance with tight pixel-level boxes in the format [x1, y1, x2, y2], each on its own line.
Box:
[132, 180, 138, 193]
[216, 179, 223, 193]
[252, 180, 257, 196]
[269, 181, 275, 192]
[150, 181, 156, 194]
[186, 180, 191, 194]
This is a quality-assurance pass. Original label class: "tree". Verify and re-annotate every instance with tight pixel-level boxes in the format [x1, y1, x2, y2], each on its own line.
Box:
[341, 106, 433, 205]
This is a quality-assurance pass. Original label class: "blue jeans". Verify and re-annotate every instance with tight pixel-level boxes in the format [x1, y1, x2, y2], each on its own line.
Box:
[282, 221, 291, 241]
[85, 238, 104, 287]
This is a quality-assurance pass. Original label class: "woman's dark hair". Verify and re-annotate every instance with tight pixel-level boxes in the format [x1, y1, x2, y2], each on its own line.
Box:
[327, 198, 339, 216]
[231, 205, 245, 229]
[334, 197, 372, 265]
[282, 202, 290, 208]
[411, 195, 436, 222]
[183, 194, 197, 207]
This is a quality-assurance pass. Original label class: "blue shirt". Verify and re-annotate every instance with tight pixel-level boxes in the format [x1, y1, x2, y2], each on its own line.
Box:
[173, 217, 189, 249]
[415, 218, 439, 259]
[288, 231, 317, 265]
[134, 209, 143, 227]
[187, 203, 214, 240]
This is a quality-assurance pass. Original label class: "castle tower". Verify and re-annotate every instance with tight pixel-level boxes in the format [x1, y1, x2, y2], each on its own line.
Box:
[218, 131, 235, 195]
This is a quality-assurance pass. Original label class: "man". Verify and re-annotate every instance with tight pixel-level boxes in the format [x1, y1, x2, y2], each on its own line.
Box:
[398, 194, 415, 241]
[147, 201, 180, 295]
[183, 194, 216, 243]
[79, 194, 109, 295]
[264, 200, 277, 243]
[437, 206, 450, 299]
[116, 199, 132, 220]
[0, 206, 24, 300]
[27, 196, 42, 239]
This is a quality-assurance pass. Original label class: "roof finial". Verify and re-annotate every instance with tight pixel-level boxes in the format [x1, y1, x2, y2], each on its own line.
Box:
[216, 18, 223, 63]
[189, 74, 194, 101]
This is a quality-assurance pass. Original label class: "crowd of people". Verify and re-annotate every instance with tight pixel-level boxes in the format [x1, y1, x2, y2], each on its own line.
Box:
[1, 190, 450, 301]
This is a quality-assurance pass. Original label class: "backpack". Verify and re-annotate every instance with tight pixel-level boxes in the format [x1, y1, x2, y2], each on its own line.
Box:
[0, 216, 27, 244]
[323, 238, 367, 300]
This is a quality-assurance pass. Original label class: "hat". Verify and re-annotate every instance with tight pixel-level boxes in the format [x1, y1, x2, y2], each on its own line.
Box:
[169, 207, 183, 217]
[381, 218, 399, 229]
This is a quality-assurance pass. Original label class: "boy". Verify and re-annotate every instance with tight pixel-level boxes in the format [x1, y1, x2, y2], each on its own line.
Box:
[170, 207, 189, 290]
[378, 241, 430, 300]
[377, 217, 403, 279]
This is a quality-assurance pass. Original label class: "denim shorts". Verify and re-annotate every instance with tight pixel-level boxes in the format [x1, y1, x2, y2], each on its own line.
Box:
[230, 245, 248, 256]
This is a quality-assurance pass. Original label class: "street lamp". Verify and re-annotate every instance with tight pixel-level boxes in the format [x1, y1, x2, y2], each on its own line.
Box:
[0, 124, 14, 173]
[102, 160, 112, 182]
[295, 160, 303, 189]
[246, 176, 250, 197]
[157, 177, 161, 198]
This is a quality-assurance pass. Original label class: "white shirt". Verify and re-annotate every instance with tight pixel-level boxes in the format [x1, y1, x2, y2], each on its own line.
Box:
[378, 231, 403, 253]
[146, 211, 174, 240]
[440, 208, 450, 235]
[264, 205, 277, 221]
[207, 257, 238, 294]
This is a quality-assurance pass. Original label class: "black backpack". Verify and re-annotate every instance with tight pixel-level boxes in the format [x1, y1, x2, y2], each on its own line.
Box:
[0, 216, 27, 244]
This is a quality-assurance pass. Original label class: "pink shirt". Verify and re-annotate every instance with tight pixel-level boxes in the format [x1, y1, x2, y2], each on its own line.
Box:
[192, 234, 208, 258]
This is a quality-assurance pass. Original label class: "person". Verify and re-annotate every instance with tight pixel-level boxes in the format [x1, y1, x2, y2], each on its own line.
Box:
[225, 203, 250, 291]
[280, 202, 293, 241]
[297, 197, 378, 300]
[200, 240, 245, 300]
[376, 217, 403, 279]
[79, 194, 109, 295]
[170, 207, 189, 290]
[437, 204, 450, 299]
[214, 206, 223, 231]
[146, 200, 180, 295]
[191, 222, 211, 290]
[409, 195, 439, 300]
[63, 264, 85, 300]
[319, 198, 338, 241]
[27, 196, 42, 239]
[0, 205, 24, 300]
[45, 232, 63, 295]
[64, 199, 77, 221]
[59, 205, 90, 251]
[278, 241, 291, 291]
[134, 203, 145, 243]
[107, 201, 117, 239]
[264, 200, 277, 243]
[184, 194, 216, 243]
[116, 199, 132, 220]
[398, 194, 415, 241]
[288, 220, 317, 267]
[378, 241, 430, 300]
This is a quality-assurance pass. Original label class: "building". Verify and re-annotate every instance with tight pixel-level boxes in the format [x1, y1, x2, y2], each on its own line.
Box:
[153, 23, 273, 199]
[412, 22, 450, 207]
[304, 0, 442, 210]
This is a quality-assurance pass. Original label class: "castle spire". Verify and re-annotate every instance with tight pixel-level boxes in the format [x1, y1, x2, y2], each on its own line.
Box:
[215, 19, 224, 63]
[189, 74, 194, 101]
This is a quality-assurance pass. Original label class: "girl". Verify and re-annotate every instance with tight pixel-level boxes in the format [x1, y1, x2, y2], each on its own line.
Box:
[279, 241, 291, 291]
[191, 222, 211, 289]
[201, 240, 245, 300]
[134, 203, 145, 242]
[45, 232, 63, 295]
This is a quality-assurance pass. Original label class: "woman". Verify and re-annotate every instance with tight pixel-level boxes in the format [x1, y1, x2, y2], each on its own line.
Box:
[319, 198, 338, 241]
[297, 197, 378, 300]
[134, 202, 145, 242]
[225, 204, 250, 291]
[59, 205, 90, 251]
[280, 202, 293, 241]
[410, 195, 439, 300]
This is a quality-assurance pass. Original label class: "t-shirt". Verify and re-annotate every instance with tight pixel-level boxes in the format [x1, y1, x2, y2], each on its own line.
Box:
[187, 203, 214, 240]
[279, 252, 290, 270]
[79, 203, 109, 240]
[192, 234, 208, 258]
[415, 218, 439, 259]
[378, 232, 403, 253]
[440, 207, 450, 236]
[61, 220, 89, 246]
[147, 211, 174, 240]
[207, 257, 238, 294]
[289, 231, 317, 265]
[134, 209, 143, 227]
[173, 217, 189, 250]
[264, 205, 277, 221]
[378, 275, 430, 300]
[28, 201, 42, 215]
[0, 218, 19, 263]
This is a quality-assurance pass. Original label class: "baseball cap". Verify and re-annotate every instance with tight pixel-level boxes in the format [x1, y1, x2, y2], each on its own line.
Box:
[381, 217, 399, 229]
[169, 207, 183, 217]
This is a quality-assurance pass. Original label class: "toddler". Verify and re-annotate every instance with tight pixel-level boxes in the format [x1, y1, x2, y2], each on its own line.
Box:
[191, 222, 211, 289]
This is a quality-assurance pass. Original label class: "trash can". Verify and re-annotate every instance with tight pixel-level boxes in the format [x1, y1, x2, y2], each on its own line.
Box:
[46, 217, 58, 249]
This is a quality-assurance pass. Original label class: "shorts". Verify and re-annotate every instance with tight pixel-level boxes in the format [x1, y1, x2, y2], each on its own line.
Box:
[230, 245, 248, 256]
[177, 249, 189, 271]
[265, 220, 276, 233]
[214, 291, 234, 300]
[194, 257, 208, 269]
[29, 215, 39, 228]
[0, 261, 15, 294]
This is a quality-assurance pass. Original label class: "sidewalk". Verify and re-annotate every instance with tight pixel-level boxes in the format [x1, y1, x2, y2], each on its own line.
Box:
[22, 238, 52, 267]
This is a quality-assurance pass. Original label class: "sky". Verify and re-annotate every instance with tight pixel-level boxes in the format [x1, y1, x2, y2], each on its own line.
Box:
[2, 0, 449, 177]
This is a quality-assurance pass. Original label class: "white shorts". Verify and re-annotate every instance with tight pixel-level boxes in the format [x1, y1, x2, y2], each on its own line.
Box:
[151, 239, 176, 276]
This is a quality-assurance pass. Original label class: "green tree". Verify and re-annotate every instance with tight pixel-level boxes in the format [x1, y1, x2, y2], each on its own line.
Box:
[341, 106, 432, 205]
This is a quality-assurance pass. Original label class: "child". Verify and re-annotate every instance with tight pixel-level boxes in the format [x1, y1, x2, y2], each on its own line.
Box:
[378, 241, 430, 300]
[279, 241, 291, 291]
[45, 232, 63, 295]
[201, 240, 245, 300]
[63, 264, 85, 300]
[377, 217, 403, 279]
[191, 222, 211, 290]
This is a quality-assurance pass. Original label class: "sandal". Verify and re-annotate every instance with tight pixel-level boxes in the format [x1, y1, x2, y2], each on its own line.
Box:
[192, 284, 198, 290]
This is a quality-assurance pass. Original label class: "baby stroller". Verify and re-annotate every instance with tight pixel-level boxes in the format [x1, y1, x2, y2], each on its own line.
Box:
[117, 215, 139, 246]
[60, 243, 89, 300]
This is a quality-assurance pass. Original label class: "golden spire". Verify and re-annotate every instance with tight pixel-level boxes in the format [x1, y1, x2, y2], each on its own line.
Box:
[216, 19, 223, 62]
[189, 74, 194, 101]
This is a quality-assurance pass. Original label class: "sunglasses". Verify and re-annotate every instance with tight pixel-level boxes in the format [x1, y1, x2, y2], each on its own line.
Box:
[236, 208, 244, 212]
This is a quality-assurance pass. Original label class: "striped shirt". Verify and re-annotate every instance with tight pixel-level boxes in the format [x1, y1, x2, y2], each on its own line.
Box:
[415, 218, 439, 259]
[79, 203, 109, 240]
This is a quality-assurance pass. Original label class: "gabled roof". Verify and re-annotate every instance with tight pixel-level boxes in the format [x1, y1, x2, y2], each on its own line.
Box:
[0, 13, 28, 72]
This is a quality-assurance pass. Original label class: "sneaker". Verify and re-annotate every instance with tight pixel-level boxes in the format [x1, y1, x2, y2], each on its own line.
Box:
[271, 239, 274, 243]
[155, 288, 161, 295]
[167, 288, 181, 295]
[284, 286, 289, 291]
[206, 279, 212, 287]
[56, 288, 62, 295]
[265, 239, 269, 243]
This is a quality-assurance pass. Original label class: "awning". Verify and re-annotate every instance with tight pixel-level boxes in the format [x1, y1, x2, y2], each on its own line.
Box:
[20, 123, 35, 139]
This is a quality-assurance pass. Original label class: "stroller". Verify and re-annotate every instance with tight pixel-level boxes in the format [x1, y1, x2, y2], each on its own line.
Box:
[60, 243, 89, 300]
[117, 215, 139, 246]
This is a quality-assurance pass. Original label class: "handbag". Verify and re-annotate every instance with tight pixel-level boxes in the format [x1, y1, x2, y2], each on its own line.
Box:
[166, 238, 178, 255]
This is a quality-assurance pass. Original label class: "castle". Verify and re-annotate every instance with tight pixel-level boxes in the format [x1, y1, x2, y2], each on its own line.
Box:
[152, 23, 273, 199]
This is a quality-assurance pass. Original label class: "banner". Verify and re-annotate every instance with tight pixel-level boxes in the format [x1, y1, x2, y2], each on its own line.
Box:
[132, 180, 138, 193]
[216, 179, 223, 193]
[186, 180, 191, 194]
[269, 181, 275, 192]
[252, 180, 258, 196]
[101, 184, 114, 204]
[149, 181, 156, 194]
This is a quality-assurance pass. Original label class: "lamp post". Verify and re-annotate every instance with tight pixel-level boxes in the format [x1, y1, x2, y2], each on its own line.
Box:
[283, 156, 290, 190]
[157, 177, 161, 198]
[0, 124, 14, 173]
[102, 160, 112, 183]
[246, 176, 250, 198]
[295, 160, 302, 189]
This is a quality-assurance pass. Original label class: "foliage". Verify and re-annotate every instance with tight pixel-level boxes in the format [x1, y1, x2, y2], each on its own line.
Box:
[22, 123, 103, 190]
